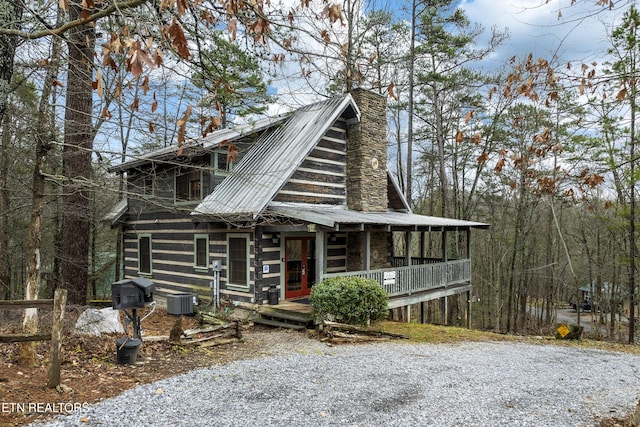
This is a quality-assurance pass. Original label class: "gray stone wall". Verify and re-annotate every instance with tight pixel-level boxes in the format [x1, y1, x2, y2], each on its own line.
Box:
[347, 89, 388, 212]
[346, 228, 391, 271]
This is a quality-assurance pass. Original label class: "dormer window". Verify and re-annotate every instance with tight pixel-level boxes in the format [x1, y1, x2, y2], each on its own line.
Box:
[176, 169, 201, 201]
[214, 151, 234, 175]
[175, 165, 210, 202]
[142, 177, 153, 195]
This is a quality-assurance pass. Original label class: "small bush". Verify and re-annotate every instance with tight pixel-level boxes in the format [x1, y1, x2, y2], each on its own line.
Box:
[310, 276, 388, 326]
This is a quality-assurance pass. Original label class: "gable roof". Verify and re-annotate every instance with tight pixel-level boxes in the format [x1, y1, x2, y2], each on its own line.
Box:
[192, 94, 360, 219]
[108, 114, 288, 173]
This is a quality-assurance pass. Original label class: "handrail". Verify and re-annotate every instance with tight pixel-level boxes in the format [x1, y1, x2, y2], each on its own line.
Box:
[323, 259, 471, 297]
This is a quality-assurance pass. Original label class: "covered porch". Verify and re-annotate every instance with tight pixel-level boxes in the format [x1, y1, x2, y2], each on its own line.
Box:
[262, 203, 488, 327]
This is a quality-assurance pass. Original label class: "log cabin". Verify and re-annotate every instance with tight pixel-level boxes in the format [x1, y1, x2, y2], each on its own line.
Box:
[106, 89, 489, 327]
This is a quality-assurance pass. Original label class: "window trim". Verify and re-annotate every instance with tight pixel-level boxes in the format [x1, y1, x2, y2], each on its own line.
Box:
[214, 151, 234, 176]
[138, 234, 152, 276]
[175, 167, 203, 203]
[226, 233, 250, 291]
[142, 176, 154, 196]
[194, 234, 209, 272]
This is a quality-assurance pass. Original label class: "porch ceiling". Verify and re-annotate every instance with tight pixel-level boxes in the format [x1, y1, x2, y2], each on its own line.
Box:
[265, 202, 490, 230]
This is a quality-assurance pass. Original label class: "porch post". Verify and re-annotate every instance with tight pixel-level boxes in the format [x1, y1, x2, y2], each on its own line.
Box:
[466, 290, 472, 329]
[405, 231, 412, 266]
[441, 297, 448, 325]
[466, 228, 472, 328]
[442, 230, 448, 262]
[365, 229, 371, 271]
[316, 230, 326, 285]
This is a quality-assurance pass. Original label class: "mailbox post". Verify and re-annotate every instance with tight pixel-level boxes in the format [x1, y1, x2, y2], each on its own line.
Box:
[111, 277, 155, 339]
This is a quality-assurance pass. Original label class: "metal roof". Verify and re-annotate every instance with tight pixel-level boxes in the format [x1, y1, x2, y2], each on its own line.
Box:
[192, 94, 360, 218]
[102, 198, 127, 226]
[108, 115, 288, 173]
[265, 202, 490, 230]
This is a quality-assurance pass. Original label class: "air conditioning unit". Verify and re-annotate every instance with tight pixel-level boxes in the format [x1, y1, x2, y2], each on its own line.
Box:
[166, 294, 195, 315]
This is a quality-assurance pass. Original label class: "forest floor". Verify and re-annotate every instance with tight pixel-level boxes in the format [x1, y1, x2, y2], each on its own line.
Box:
[0, 306, 638, 427]
[0, 305, 293, 426]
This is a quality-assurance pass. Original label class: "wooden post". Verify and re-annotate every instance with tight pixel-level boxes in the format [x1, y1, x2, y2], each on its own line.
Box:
[440, 297, 448, 325]
[316, 230, 326, 285]
[405, 231, 412, 266]
[47, 289, 67, 389]
[466, 290, 472, 329]
[365, 229, 371, 271]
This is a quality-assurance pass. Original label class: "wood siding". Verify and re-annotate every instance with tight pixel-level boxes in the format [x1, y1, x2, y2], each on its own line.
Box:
[326, 233, 347, 274]
[254, 226, 282, 304]
[273, 119, 347, 205]
[121, 212, 258, 305]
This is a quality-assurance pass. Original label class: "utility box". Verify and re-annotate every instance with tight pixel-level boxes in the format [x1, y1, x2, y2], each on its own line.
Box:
[166, 294, 195, 315]
[111, 277, 155, 309]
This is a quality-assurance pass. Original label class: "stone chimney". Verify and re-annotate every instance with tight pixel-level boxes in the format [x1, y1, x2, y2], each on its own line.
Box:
[346, 89, 388, 212]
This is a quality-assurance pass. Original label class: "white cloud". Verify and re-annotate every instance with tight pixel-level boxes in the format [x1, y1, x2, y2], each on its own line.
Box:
[460, 0, 633, 68]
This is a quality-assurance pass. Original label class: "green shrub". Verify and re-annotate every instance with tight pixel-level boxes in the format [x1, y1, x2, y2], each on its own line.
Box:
[309, 276, 388, 326]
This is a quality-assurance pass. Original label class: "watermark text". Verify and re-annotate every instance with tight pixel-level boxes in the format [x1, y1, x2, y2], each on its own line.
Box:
[1, 402, 90, 415]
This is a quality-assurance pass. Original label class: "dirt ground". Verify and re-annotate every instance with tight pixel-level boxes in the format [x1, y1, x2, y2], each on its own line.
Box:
[0, 305, 281, 427]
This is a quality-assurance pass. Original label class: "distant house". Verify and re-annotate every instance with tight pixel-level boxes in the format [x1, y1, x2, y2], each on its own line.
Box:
[105, 89, 488, 324]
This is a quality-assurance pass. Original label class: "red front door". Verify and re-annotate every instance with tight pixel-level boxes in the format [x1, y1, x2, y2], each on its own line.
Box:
[284, 237, 316, 299]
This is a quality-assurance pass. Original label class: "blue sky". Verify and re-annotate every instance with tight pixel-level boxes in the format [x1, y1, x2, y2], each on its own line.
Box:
[459, 0, 634, 69]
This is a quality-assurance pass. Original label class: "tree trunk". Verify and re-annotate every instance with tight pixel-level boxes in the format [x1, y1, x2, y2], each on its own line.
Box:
[405, 0, 416, 207]
[629, 37, 637, 344]
[0, 0, 23, 301]
[0, 0, 21, 124]
[0, 111, 10, 300]
[60, 3, 96, 305]
[18, 10, 64, 367]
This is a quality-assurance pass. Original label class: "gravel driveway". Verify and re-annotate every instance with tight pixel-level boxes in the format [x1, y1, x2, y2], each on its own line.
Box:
[33, 332, 640, 427]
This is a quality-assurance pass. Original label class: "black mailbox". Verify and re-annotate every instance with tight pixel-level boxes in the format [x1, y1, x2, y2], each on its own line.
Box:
[112, 277, 155, 309]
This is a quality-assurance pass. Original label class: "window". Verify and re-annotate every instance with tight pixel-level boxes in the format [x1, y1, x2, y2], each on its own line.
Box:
[176, 167, 209, 202]
[143, 177, 153, 196]
[176, 168, 201, 201]
[130, 175, 153, 196]
[138, 234, 152, 275]
[214, 151, 234, 175]
[227, 234, 249, 290]
[194, 234, 209, 271]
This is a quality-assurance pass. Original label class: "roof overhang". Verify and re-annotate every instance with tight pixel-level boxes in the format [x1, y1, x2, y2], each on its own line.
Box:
[102, 198, 128, 227]
[264, 202, 490, 231]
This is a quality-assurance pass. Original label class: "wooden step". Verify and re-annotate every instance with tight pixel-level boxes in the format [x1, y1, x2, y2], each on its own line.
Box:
[251, 317, 307, 331]
[258, 307, 313, 324]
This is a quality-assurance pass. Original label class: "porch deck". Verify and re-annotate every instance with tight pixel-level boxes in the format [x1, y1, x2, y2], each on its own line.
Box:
[323, 259, 472, 309]
[256, 259, 472, 327]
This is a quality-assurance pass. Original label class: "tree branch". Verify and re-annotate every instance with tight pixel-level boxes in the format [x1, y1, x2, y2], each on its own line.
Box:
[0, 0, 149, 39]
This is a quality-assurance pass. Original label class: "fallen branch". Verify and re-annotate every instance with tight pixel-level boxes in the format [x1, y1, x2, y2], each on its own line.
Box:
[142, 335, 170, 342]
[324, 330, 391, 342]
[198, 337, 243, 348]
[183, 322, 239, 337]
[323, 321, 409, 339]
[181, 333, 226, 345]
[198, 313, 227, 325]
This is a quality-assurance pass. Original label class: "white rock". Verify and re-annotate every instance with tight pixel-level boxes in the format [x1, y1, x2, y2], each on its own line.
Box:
[74, 307, 124, 336]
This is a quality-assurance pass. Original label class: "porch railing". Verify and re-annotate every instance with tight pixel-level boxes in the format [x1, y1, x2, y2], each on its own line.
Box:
[391, 257, 452, 267]
[323, 259, 471, 297]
